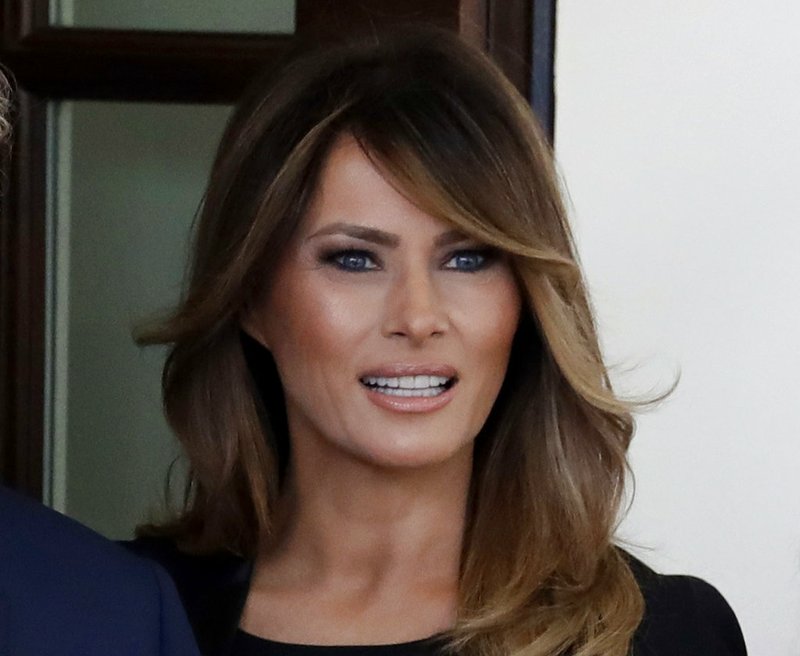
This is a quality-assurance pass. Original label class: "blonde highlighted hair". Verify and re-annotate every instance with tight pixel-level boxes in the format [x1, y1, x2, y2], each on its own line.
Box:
[138, 28, 644, 656]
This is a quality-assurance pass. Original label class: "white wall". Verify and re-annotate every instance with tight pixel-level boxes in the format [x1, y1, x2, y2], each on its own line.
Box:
[555, 2, 800, 654]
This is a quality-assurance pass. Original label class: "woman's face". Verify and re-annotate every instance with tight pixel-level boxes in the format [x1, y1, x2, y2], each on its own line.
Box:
[244, 135, 521, 470]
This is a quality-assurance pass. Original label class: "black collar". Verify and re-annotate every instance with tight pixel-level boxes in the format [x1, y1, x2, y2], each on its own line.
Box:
[123, 539, 744, 656]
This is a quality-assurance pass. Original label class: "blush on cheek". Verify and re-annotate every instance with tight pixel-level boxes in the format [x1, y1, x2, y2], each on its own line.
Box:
[459, 282, 521, 341]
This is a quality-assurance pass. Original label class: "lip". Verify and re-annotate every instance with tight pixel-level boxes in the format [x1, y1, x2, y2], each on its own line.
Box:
[358, 363, 459, 414]
[358, 363, 458, 379]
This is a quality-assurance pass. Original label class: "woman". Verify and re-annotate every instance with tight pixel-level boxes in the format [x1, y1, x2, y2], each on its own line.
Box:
[129, 28, 747, 656]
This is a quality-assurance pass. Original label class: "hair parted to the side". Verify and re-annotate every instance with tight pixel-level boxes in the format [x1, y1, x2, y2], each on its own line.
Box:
[137, 27, 646, 656]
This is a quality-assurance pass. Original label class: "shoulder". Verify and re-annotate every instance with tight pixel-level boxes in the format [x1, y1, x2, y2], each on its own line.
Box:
[624, 551, 748, 655]
[0, 485, 149, 583]
[0, 486, 198, 655]
[122, 535, 252, 655]
[122, 534, 253, 602]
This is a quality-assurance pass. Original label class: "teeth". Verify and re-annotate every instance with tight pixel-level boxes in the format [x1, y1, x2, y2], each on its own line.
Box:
[369, 386, 446, 397]
[361, 374, 451, 389]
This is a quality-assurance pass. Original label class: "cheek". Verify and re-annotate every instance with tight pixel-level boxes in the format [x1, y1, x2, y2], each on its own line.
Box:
[451, 274, 521, 365]
[262, 274, 377, 383]
[449, 276, 521, 437]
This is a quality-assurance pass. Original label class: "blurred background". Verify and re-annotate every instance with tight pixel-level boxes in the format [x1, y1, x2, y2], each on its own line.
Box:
[1, 1, 797, 653]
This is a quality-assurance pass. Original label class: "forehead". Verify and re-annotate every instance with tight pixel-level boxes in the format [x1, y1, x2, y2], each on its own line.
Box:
[302, 134, 454, 238]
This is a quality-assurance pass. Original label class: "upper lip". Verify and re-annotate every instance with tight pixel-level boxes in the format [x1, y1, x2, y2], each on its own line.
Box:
[358, 364, 458, 380]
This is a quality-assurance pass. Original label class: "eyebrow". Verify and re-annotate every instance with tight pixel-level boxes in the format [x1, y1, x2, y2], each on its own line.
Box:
[307, 222, 469, 248]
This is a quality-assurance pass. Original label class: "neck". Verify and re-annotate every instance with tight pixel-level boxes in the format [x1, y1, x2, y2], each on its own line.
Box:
[242, 424, 473, 644]
[257, 433, 472, 592]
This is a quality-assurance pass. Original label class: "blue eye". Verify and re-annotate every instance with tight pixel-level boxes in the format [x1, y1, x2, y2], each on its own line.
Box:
[325, 249, 379, 272]
[444, 250, 493, 272]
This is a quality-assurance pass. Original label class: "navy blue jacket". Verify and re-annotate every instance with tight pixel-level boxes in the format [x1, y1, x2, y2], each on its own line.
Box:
[0, 486, 200, 656]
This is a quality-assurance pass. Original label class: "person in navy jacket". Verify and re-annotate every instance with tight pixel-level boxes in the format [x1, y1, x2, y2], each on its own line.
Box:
[0, 72, 198, 656]
[0, 485, 200, 656]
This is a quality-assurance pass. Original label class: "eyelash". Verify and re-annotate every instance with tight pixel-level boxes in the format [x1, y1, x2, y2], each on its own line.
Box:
[320, 248, 497, 273]
[322, 249, 379, 272]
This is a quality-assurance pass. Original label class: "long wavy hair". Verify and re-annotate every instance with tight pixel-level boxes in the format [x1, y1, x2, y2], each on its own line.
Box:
[137, 28, 644, 656]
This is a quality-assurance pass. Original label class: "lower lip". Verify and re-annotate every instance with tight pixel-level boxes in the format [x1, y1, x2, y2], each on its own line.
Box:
[362, 382, 456, 413]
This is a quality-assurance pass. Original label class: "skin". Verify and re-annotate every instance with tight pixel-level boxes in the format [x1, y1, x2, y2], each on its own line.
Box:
[240, 134, 521, 645]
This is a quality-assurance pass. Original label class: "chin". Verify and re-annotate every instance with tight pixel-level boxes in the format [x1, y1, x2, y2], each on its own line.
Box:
[348, 434, 474, 471]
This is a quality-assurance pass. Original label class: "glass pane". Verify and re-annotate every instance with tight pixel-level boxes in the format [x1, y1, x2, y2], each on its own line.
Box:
[45, 100, 233, 539]
[52, 0, 295, 34]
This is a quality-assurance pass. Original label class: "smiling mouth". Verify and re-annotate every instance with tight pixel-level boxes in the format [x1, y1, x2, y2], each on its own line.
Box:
[359, 375, 457, 398]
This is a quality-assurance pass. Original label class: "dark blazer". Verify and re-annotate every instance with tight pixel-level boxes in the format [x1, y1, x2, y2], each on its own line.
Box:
[0, 486, 200, 656]
[125, 537, 747, 656]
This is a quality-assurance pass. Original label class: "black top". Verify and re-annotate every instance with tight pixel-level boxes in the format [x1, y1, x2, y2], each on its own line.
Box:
[123, 538, 747, 656]
[232, 631, 444, 656]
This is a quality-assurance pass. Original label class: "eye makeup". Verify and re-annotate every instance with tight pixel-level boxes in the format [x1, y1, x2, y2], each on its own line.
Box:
[317, 245, 500, 274]
[442, 248, 498, 272]
[319, 248, 380, 272]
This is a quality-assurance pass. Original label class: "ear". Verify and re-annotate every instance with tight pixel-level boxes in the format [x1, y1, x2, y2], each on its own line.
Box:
[239, 305, 270, 350]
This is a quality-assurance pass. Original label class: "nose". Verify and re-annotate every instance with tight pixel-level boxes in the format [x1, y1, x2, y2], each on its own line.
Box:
[382, 269, 449, 345]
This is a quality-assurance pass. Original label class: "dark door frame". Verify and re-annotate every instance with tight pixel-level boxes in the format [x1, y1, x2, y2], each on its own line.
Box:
[0, 0, 556, 498]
